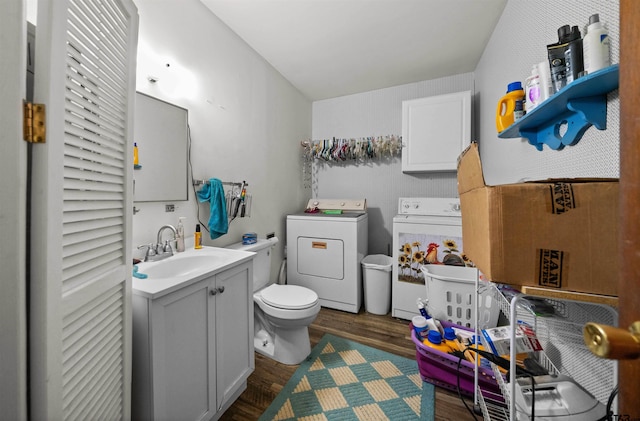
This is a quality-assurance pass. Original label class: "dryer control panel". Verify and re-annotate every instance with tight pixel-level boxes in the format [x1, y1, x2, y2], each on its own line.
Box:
[397, 197, 461, 216]
[306, 198, 367, 212]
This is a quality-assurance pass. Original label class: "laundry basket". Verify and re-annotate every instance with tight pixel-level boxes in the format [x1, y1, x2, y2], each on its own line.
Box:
[420, 265, 500, 329]
[410, 320, 504, 404]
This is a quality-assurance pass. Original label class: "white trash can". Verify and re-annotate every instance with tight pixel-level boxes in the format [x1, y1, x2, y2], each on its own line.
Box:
[361, 254, 393, 315]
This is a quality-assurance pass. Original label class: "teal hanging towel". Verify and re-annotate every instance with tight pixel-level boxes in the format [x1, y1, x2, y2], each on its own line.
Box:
[197, 178, 229, 239]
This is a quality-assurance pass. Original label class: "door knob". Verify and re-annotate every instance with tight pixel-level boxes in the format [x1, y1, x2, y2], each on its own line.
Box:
[210, 289, 217, 296]
[217, 286, 225, 294]
[583, 321, 640, 359]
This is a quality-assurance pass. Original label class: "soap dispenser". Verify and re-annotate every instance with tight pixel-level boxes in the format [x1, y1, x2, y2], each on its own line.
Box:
[176, 217, 186, 252]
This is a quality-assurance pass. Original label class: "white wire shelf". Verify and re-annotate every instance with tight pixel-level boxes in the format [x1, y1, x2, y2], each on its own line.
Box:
[478, 287, 618, 420]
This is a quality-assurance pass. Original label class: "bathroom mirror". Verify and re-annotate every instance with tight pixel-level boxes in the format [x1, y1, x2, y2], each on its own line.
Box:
[133, 92, 189, 202]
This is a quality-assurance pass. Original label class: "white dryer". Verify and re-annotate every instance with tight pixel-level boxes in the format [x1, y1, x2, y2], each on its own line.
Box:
[392, 197, 467, 320]
[287, 199, 368, 313]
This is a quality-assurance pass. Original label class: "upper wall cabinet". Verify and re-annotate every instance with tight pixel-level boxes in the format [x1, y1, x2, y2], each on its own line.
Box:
[402, 91, 472, 173]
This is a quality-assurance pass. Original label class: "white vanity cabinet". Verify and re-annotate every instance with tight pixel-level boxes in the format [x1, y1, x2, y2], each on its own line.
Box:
[401, 90, 472, 172]
[132, 261, 253, 421]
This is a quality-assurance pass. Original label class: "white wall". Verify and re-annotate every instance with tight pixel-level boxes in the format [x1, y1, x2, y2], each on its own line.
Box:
[132, 0, 312, 281]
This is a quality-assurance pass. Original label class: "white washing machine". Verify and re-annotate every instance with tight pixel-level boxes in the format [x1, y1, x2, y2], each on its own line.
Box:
[287, 199, 368, 313]
[392, 197, 467, 320]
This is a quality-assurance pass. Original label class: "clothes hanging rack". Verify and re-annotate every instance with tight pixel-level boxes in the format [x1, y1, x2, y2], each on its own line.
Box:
[193, 179, 248, 187]
[300, 135, 402, 163]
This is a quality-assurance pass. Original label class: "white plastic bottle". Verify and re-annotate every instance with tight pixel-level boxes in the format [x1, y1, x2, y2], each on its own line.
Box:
[176, 217, 186, 252]
[583, 13, 610, 75]
[537, 60, 553, 102]
[525, 65, 541, 112]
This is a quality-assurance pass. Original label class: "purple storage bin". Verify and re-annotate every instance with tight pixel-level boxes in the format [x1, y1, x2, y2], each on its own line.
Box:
[410, 321, 505, 404]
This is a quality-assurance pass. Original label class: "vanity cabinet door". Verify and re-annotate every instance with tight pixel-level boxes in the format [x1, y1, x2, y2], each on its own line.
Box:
[149, 279, 216, 421]
[401, 91, 472, 172]
[214, 262, 254, 412]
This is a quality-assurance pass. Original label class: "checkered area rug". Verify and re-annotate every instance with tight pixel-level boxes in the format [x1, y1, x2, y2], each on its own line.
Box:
[259, 334, 435, 421]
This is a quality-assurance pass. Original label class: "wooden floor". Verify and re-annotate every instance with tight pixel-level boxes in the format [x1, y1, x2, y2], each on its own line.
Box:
[220, 307, 482, 421]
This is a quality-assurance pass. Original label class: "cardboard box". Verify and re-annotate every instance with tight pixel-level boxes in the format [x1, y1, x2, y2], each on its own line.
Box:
[457, 143, 619, 296]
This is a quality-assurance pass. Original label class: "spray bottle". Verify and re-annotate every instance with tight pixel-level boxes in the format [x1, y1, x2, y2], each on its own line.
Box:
[417, 298, 443, 335]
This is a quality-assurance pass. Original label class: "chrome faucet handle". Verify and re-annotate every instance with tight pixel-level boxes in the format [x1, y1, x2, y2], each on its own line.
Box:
[162, 240, 174, 254]
[137, 243, 157, 261]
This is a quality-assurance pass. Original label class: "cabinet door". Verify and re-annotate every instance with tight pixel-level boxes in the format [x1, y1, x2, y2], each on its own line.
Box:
[402, 91, 472, 172]
[215, 262, 254, 410]
[151, 280, 216, 421]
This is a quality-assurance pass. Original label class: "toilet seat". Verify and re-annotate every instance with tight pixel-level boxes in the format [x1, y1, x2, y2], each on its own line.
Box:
[260, 284, 318, 310]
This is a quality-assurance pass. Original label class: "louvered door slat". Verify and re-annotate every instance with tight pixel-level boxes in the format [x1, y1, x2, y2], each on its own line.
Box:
[66, 17, 126, 88]
[65, 107, 123, 147]
[63, 189, 125, 202]
[65, 53, 125, 115]
[64, 178, 123, 193]
[63, 237, 123, 269]
[62, 214, 122, 229]
[64, 87, 124, 137]
[63, 290, 121, 344]
[62, 288, 124, 420]
[81, 0, 128, 46]
[63, 146, 124, 174]
[65, 96, 124, 138]
[63, 131, 124, 162]
[64, 318, 121, 395]
[65, 62, 124, 121]
[63, 251, 122, 292]
[64, 225, 122, 245]
[64, 200, 123, 212]
[65, 166, 123, 186]
[71, 0, 128, 68]
[64, 232, 123, 256]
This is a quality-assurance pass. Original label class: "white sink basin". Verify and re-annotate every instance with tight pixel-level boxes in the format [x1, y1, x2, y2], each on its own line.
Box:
[133, 246, 255, 299]
[141, 255, 219, 279]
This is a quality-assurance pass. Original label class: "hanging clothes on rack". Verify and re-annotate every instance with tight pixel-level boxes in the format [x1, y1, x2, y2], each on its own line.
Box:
[197, 178, 229, 239]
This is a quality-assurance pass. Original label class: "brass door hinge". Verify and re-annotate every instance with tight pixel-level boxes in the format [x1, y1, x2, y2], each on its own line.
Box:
[23, 101, 46, 143]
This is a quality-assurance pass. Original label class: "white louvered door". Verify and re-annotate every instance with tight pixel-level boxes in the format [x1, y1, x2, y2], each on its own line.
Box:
[30, 0, 138, 420]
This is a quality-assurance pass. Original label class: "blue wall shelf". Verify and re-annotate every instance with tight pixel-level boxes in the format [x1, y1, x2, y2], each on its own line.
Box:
[498, 64, 619, 151]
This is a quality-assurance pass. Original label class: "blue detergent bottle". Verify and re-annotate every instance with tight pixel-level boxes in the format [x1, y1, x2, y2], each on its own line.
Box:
[422, 330, 454, 354]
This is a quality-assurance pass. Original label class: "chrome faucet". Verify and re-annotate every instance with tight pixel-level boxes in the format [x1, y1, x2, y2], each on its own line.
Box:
[137, 225, 179, 262]
[156, 224, 178, 255]
[157, 224, 178, 247]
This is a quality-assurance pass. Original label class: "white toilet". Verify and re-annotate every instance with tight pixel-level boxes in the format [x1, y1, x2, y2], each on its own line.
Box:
[228, 237, 321, 365]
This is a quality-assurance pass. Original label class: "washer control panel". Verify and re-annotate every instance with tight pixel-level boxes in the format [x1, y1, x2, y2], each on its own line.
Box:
[397, 197, 461, 216]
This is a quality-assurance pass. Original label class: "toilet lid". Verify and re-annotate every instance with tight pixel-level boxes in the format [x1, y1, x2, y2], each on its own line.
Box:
[261, 284, 318, 310]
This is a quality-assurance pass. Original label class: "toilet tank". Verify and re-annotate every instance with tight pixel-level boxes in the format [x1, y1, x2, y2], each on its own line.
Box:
[227, 237, 279, 291]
